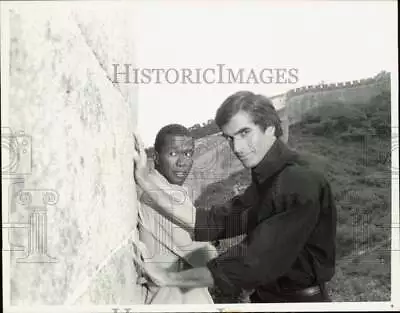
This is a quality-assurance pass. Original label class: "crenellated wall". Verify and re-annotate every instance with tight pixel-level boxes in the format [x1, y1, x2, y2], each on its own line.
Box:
[287, 72, 390, 97]
[285, 73, 390, 124]
[4, 4, 143, 305]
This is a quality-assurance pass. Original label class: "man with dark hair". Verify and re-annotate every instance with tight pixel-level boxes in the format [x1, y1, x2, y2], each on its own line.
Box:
[133, 91, 337, 303]
[136, 123, 216, 304]
[215, 90, 284, 139]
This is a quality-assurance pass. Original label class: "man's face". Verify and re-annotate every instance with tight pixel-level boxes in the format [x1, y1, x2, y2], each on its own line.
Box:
[221, 110, 276, 169]
[155, 135, 195, 185]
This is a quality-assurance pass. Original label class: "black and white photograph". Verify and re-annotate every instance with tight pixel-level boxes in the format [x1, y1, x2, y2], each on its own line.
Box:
[1, 1, 398, 312]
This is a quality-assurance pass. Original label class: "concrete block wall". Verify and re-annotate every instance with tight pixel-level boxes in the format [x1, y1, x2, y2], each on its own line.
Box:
[4, 4, 142, 305]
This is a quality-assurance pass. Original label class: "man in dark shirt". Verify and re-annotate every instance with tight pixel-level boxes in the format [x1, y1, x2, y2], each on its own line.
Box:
[133, 91, 337, 303]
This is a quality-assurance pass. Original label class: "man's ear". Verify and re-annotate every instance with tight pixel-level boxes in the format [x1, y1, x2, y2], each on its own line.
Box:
[265, 125, 275, 136]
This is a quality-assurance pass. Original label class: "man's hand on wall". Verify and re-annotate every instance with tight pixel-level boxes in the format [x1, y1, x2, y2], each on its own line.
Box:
[132, 131, 150, 186]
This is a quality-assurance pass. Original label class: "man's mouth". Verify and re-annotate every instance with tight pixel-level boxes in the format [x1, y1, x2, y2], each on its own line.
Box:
[237, 153, 250, 161]
[174, 171, 188, 178]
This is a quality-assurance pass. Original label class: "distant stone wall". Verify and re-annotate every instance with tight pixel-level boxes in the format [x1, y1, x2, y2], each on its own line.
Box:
[270, 93, 287, 110]
[186, 135, 243, 199]
[287, 73, 390, 98]
[4, 4, 142, 305]
[285, 73, 390, 124]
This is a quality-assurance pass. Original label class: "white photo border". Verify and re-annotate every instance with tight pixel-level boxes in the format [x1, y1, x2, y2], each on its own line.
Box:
[1, 1, 399, 312]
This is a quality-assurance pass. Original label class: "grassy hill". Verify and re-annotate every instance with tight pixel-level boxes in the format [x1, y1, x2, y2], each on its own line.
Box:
[193, 90, 392, 302]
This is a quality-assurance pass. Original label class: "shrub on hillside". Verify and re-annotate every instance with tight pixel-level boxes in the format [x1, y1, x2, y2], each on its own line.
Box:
[362, 91, 391, 138]
[299, 91, 391, 141]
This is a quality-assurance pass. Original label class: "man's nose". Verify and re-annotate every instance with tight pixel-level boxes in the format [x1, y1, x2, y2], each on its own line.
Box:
[176, 155, 186, 167]
[232, 138, 245, 154]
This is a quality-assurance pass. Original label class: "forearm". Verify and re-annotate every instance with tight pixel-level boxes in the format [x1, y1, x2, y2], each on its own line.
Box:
[166, 267, 214, 288]
[183, 242, 218, 268]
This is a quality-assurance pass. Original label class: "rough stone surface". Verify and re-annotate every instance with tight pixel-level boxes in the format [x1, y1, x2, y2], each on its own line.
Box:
[286, 83, 386, 124]
[6, 4, 141, 305]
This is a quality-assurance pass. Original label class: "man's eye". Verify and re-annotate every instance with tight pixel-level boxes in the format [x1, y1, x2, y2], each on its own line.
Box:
[241, 129, 250, 137]
[185, 152, 193, 157]
[169, 152, 177, 156]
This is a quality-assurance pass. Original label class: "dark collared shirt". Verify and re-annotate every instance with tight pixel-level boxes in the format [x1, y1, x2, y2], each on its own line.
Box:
[194, 139, 337, 296]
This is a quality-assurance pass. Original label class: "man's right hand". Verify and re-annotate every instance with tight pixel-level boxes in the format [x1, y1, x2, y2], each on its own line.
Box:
[132, 131, 151, 187]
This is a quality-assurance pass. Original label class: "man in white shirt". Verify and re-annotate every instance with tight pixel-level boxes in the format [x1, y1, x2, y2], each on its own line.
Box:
[136, 124, 217, 304]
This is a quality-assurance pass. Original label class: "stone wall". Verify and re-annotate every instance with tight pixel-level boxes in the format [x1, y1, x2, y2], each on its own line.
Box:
[286, 81, 389, 125]
[3, 3, 142, 305]
[285, 73, 390, 124]
[287, 72, 390, 97]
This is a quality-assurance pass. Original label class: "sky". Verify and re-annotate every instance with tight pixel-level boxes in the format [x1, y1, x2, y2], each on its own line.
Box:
[129, 0, 397, 147]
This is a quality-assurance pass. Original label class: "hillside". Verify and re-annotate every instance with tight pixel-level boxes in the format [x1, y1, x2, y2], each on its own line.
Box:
[193, 90, 392, 302]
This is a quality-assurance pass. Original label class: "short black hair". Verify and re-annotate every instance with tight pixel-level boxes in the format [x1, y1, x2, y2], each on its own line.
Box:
[154, 124, 193, 153]
[215, 91, 283, 138]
